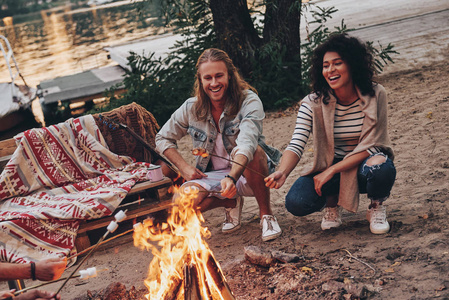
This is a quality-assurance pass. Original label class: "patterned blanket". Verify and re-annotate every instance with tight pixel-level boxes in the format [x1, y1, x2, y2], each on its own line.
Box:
[0, 116, 151, 263]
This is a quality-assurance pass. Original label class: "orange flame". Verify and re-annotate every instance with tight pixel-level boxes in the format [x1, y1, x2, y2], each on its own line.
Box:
[133, 186, 229, 299]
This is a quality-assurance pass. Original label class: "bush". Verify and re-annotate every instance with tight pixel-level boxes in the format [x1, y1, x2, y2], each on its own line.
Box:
[89, 3, 397, 123]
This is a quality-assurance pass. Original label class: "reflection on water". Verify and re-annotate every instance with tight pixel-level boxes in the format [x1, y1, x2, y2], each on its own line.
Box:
[0, 2, 166, 87]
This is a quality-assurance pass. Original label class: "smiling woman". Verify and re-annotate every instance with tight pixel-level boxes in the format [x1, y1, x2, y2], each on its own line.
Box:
[265, 33, 397, 235]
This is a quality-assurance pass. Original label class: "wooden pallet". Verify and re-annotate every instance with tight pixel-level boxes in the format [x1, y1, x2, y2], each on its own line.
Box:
[0, 137, 173, 253]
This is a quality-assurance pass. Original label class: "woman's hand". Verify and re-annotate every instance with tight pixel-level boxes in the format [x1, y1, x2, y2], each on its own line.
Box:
[313, 168, 335, 196]
[180, 165, 207, 181]
[264, 171, 287, 189]
[220, 177, 237, 198]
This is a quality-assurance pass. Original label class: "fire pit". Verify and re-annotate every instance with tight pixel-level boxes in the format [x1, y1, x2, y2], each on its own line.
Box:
[133, 186, 235, 300]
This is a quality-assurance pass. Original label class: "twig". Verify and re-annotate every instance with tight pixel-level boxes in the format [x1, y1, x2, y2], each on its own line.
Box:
[67, 228, 134, 260]
[13, 269, 108, 295]
[56, 231, 109, 294]
[197, 189, 224, 194]
[340, 249, 376, 275]
[192, 149, 266, 178]
[56, 210, 128, 294]
[208, 153, 266, 178]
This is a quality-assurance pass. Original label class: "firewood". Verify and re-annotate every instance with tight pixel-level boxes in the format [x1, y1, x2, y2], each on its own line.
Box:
[244, 246, 276, 267]
[271, 250, 301, 263]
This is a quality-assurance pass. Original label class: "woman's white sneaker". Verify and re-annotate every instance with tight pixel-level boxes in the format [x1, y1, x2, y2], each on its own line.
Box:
[222, 196, 243, 233]
[321, 206, 342, 230]
[367, 205, 390, 234]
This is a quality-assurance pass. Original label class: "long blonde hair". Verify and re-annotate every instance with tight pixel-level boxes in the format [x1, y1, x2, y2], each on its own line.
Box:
[193, 48, 257, 120]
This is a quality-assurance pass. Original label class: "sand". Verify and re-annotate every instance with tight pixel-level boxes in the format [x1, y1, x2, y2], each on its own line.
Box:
[7, 55, 445, 300]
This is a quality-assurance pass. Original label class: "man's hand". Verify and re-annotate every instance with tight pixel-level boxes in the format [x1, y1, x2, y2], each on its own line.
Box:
[220, 177, 237, 198]
[180, 165, 207, 181]
[264, 171, 287, 189]
[35, 257, 67, 281]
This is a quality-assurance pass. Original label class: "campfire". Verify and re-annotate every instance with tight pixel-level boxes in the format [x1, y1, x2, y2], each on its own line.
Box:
[133, 186, 235, 300]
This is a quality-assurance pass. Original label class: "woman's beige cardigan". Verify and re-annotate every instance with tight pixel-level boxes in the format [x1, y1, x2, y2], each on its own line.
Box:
[300, 84, 394, 213]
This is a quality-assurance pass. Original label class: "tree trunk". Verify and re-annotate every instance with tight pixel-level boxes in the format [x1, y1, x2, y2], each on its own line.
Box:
[209, 0, 262, 78]
[263, 0, 301, 64]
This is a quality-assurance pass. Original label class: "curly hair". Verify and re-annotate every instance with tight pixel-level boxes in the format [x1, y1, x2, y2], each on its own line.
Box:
[310, 33, 375, 104]
[193, 48, 257, 120]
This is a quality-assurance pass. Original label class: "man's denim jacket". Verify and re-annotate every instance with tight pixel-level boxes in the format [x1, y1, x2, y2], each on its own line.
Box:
[155, 90, 281, 172]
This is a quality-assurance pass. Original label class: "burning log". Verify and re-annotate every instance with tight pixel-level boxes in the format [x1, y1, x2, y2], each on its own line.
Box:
[165, 253, 235, 300]
[205, 253, 235, 300]
[134, 187, 236, 300]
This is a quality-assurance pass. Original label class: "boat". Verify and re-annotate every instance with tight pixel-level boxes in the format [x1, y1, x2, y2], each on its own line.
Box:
[37, 32, 180, 125]
[0, 35, 37, 133]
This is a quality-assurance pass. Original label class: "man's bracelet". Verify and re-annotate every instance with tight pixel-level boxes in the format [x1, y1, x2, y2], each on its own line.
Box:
[30, 261, 36, 280]
[225, 174, 237, 185]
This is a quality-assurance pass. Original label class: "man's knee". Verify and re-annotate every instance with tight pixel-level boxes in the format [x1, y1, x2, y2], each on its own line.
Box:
[246, 146, 268, 177]
[180, 182, 206, 205]
[251, 146, 267, 164]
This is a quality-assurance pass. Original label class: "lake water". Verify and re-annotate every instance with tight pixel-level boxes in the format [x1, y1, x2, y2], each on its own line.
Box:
[0, 1, 169, 88]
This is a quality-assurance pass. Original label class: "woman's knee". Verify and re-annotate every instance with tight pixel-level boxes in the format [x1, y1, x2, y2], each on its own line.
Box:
[285, 194, 309, 216]
[285, 190, 325, 217]
[365, 153, 387, 166]
[363, 153, 396, 179]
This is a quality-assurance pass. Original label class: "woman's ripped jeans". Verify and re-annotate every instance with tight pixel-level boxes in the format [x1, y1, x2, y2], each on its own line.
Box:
[285, 153, 396, 217]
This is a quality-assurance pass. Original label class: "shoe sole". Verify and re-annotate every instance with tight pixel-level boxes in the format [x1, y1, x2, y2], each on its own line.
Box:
[262, 231, 282, 242]
[321, 225, 341, 230]
[222, 223, 241, 234]
[222, 197, 244, 234]
[370, 223, 390, 234]
[321, 222, 342, 230]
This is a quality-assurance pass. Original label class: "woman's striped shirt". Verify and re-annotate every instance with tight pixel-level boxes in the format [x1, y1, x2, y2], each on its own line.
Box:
[285, 99, 381, 159]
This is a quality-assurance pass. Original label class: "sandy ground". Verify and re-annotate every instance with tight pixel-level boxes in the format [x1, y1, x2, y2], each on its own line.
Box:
[3, 48, 446, 300]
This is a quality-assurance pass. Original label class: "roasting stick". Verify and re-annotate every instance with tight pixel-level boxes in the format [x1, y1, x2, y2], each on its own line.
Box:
[55, 210, 128, 294]
[13, 268, 108, 296]
[98, 114, 180, 176]
[67, 228, 134, 260]
[191, 148, 266, 178]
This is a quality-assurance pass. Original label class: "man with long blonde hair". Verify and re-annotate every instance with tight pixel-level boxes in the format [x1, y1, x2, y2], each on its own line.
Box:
[156, 48, 282, 241]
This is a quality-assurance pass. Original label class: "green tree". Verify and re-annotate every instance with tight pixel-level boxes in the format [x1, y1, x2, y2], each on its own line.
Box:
[93, 1, 396, 125]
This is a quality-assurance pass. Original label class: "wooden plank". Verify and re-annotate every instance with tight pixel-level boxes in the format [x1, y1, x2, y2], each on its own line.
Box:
[128, 177, 172, 195]
[0, 138, 16, 157]
[78, 198, 173, 233]
[0, 138, 16, 172]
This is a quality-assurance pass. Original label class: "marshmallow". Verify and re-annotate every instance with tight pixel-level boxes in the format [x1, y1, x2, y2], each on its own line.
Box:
[114, 210, 126, 222]
[133, 222, 143, 230]
[79, 267, 97, 279]
[107, 221, 118, 233]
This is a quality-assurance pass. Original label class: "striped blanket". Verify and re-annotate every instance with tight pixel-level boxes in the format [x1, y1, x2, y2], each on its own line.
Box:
[0, 116, 151, 263]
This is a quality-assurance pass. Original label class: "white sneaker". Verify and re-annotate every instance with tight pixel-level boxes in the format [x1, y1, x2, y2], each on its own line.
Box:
[222, 196, 243, 233]
[367, 205, 390, 234]
[321, 206, 342, 230]
[261, 215, 282, 242]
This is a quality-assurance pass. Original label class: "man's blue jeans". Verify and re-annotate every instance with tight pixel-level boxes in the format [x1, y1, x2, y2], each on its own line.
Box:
[285, 153, 396, 216]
